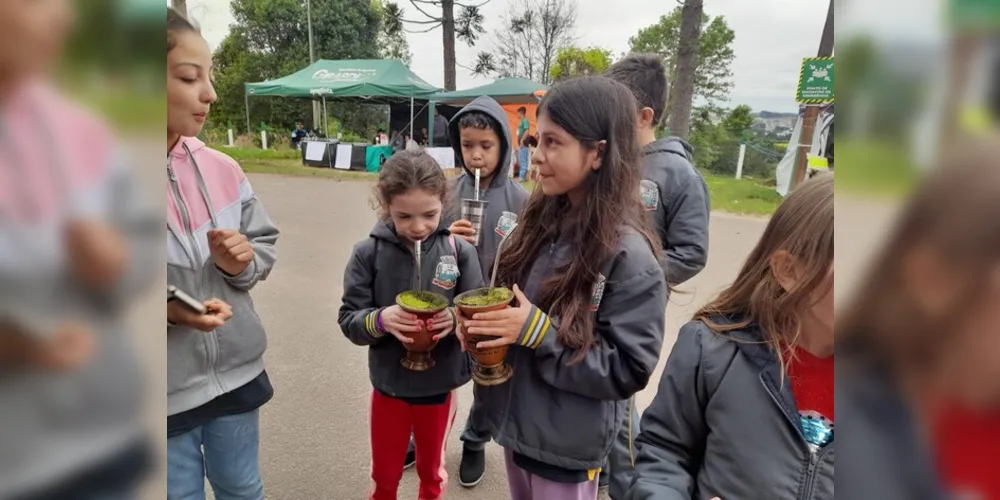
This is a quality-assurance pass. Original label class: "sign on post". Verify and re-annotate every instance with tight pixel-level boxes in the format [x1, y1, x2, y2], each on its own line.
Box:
[796, 57, 834, 104]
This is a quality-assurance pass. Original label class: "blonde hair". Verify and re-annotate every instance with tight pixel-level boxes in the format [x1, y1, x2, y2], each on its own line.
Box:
[695, 173, 834, 373]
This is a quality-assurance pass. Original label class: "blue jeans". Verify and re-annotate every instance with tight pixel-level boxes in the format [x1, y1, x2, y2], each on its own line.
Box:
[167, 409, 264, 500]
[518, 147, 530, 180]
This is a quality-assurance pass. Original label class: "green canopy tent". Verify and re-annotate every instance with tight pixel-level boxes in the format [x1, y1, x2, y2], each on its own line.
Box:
[426, 78, 549, 141]
[243, 59, 441, 137]
[430, 77, 549, 105]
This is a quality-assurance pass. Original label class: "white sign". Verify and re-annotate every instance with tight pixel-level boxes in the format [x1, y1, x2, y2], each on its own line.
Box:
[334, 144, 353, 170]
[425, 147, 455, 169]
[304, 141, 327, 162]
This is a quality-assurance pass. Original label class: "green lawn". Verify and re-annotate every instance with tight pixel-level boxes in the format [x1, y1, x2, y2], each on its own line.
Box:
[834, 140, 920, 197]
[237, 155, 782, 216]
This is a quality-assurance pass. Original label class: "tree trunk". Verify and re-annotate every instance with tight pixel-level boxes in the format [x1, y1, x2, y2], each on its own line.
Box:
[667, 0, 703, 140]
[171, 0, 188, 18]
[817, 0, 834, 58]
[441, 0, 457, 90]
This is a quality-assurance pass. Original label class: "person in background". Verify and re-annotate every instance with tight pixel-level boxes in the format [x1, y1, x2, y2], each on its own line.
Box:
[421, 127, 430, 146]
[515, 106, 530, 181]
[291, 121, 308, 148]
[433, 108, 450, 147]
[602, 54, 711, 498]
[339, 150, 484, 500]
[459, 76, 667, 500]
[524, 134, 539, 182]
[167, 8, 281, 500]
[0, 1, 160, 498]
[627, 174, 833, 500]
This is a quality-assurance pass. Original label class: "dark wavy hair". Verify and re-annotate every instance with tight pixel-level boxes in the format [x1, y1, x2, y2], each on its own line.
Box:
[496, 76, 661, 362]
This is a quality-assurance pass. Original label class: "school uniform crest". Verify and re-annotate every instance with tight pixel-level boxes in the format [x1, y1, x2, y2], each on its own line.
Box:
[640, 180, 659, 211]
[589, 274, 607, 311]
[799, 410, 834, 452]
[432, 255, 460, 290]
[495, 211, 518, 236]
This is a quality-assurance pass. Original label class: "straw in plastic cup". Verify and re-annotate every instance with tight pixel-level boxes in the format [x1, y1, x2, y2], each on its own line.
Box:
[460, 198, 489, 246]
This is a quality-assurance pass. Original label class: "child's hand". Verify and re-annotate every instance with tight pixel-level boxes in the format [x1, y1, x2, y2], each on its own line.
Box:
[65, 219, 128, 289]
[448, 219, 477, 245]
[2, 321, 95, 372]
[379, 305, 420, 344]
[463, 284, 534, 349]
[454, 308, 470, 351]
[430, 308, 456, 340]
[207, 228, 254, 276]
[168, 298, 233, 332]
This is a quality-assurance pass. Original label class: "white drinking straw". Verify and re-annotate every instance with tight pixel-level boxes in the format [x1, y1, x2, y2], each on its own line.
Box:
[474, 168, 481, 201]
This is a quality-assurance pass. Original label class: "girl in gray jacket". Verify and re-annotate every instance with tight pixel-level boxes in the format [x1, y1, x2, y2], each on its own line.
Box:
[627, 174, 834, 500]
[458, 76, 668, 500]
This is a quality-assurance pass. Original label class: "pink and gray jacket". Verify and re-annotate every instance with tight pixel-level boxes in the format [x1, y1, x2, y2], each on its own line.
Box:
[167, 136, 279, 416]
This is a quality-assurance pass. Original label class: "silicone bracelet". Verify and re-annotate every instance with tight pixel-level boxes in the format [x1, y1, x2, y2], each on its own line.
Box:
[375, 308, 385, 333]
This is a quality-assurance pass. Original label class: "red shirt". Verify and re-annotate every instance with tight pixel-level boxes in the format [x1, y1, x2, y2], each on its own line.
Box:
[933, 406, 1000, 499]
[787, 347, 835, 421]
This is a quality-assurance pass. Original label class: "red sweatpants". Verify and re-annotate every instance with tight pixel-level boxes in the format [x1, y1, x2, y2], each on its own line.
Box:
[369, 389, 457, 500]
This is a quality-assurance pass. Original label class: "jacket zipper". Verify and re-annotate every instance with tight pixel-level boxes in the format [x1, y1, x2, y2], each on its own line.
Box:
[759, 375, 828, 500]
[168, 156, 225, 395]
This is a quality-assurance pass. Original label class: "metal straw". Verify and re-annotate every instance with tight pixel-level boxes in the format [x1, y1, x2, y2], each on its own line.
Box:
[489, 223, 518, 290]
[474, 168, 481, 201]
[415, 239, 422, 291]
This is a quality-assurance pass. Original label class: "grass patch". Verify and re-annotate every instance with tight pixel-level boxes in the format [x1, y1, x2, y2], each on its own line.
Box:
[237, 156, 781, 216]
[700, 170, 783, 216]
[214, 145, 301, 161]
[834, 141, 920, 197]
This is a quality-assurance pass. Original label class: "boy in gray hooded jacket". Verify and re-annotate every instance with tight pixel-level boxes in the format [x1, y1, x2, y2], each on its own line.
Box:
[404, 96, 530, 487]
[603, 53, 711, 498]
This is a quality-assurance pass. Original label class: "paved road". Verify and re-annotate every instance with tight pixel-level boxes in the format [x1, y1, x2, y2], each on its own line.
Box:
[241, 173, 770, 500]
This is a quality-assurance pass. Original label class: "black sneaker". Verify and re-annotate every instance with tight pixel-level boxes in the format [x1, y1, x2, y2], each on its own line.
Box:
[598, 469, 610, 490]
[403, 440, 416, 470]
[458, 446, 485, 487]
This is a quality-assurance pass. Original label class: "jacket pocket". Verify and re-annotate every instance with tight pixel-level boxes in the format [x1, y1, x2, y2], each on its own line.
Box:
[167, 328, 211, 395]
[205, 270, 268, 374]
[511, 375, 611, 463]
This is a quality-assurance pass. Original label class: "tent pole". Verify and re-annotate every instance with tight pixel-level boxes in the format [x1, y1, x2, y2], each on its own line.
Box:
[409, 96, 415, 140]
[244, 93, 251, 136]
[321, 96, 328, 136]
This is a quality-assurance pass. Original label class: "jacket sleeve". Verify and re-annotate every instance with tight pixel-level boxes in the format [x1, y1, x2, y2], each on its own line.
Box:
[93, 148, 162, 308]
[220, 176, 280, 291]
[456, 238, 485, 294]
[338, 240, 387, 346]
[662, 173, 710, 286]
[517, 264, 666, 401]
[626, 322, 710, 500]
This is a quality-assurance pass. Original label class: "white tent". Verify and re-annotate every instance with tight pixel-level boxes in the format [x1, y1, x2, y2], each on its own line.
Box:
[775, 107, 834, 196]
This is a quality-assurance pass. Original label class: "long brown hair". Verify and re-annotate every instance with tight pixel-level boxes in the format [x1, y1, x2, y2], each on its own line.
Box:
[837, 138, 1000, 375]
[496, 76, 660, 362]
[167, 7, 198, 53]
[695, 173, 834, 371]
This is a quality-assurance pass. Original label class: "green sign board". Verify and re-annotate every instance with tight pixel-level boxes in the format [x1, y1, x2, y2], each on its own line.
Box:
[796, 57, 834, 104]
[949, 0, 1000, 28]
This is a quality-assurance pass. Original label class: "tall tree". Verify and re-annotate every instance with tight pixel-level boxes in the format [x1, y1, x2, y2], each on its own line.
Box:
[386, 0, 488, 89]
[669, 0, 704, 139]
[549, 46, 611, 82]
[629, 6, 735, 134]
[212, 0, 384, 135]
[721, 104, 754, 137]
[473, 0, 577, 85]
[375, 1, 412, 65]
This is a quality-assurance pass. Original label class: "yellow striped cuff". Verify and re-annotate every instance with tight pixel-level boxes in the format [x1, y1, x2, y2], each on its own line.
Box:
[518, 307, 551, 349]
[365, 309, 384, 338]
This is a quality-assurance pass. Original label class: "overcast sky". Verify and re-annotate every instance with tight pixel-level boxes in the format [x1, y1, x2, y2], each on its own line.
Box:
[184, 0, 939, 113]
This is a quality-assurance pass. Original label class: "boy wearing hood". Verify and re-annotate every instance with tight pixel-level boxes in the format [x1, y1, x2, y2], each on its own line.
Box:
[421, 96, 529, 487]
[602, 53, 711, 498]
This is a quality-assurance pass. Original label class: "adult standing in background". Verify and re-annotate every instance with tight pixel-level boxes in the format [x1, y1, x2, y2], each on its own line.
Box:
[433, 108, 449, 147]
[515, 106, 530, 181]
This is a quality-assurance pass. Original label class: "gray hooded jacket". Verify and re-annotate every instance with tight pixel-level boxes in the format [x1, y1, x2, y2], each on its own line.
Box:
[627, 319, 834, 500]
[475, 227, 667, 471]
[338, 222, 484, 398]
[640, 138, 710, 285]
[447, 96, 530, 281]
[167, 138, 280, 417]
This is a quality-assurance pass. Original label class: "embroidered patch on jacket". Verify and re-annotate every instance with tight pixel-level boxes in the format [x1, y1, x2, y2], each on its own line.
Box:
[590, 274, 607, 311]
[640, 180, 659, 211]
[432, 255, 460, 290]
[495, 211, 517, 236]
[799, 410, 834, 450]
